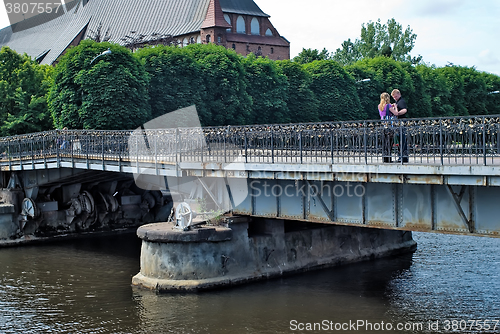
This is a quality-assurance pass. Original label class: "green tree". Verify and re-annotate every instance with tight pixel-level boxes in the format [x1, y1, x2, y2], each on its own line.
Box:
[276, 60, 320, 123]
[434, 66, 468, 116]
[416, 64, 454, 117]
[332, 39, 362, 67]
[333, 18, 421, 66]
[346, 57, 413, 119]
[0, 47, 54, 136]
[304, 60, 363, 121]
[456, 66, 489, 115]
[293, 48, 330, 64]
[483, 72, 500, 115]
[400, 62, 432, 118]
[134, 45, 207, 123]
[243, 54, 289, 124]
[48, 40, 151, 130]
[184, 43, 251, 126]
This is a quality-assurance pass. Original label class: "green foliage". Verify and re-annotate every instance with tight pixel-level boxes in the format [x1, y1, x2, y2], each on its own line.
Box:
[347, 57, 412, 119]
[184, 43, 251, 126]
[243, 54, 289, 124]
[48, 40, 151, 130]
[333, 18, 421, 66]
[0, 47, 54, 136]
[275, 60, 320, 123]
[293, 48, 330, 64]
[399, 62, 432, 118]
[4, 39, 500, 138]
[483, 72, 500, 115]
[433, 66, 468, 116]
[416, 64, 455, 117]
[332, 39, 362, 67]
[134, 45, 207, 123]
[304, 60, 363, 121]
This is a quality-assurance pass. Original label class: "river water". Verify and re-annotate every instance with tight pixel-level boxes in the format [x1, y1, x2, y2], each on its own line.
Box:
[0, 231, 499, 334]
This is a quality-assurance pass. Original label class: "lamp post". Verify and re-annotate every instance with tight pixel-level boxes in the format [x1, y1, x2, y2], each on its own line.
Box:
[90, 48, 112, 64]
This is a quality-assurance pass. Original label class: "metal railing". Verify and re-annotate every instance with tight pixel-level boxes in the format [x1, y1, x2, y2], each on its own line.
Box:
[0, 115, 499, 168]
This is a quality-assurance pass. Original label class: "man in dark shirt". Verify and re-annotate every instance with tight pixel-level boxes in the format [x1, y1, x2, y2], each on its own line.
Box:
[391, 89, 408, 162]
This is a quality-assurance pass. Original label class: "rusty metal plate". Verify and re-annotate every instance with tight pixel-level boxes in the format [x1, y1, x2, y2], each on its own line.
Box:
[335, 181, 363, 224]
[400, 184, 433, 231]
[435, 185, 469, 233]
[307, 180, 333, 222]
[474, 186, 500, 235]
[365, 182, 396, 226]
[446, 175, 486, 186]
[278, 180, 304, 220]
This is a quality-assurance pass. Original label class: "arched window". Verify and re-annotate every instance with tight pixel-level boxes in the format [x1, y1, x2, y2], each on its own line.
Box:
[236, 16, 245, 34]
[224, 14, 232, 32]
[190, 37, 195, 44]
[271, 47, 274, 54]
[206, 35, 211, 43]
[232, 44, 236, 49]
[251, 18, 259, 35]
[265, 28, 273, 36]
[197, 36, 201, 43]
[183, 38, 188, 47]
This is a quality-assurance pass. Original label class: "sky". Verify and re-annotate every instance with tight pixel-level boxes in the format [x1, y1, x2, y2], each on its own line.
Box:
[1, 0, 499, 75]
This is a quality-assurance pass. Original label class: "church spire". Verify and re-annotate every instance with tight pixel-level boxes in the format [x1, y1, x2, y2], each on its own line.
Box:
[201, 0, 231, 29]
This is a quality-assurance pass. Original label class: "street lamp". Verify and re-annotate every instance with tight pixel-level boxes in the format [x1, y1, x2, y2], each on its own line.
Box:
[90, 48, 112, 64]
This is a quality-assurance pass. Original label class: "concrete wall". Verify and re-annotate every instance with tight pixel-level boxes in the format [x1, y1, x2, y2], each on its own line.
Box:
[132, 217, 417, 291]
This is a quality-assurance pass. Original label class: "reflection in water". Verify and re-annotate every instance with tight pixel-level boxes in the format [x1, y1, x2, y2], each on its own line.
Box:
[0, 231, 499, 333]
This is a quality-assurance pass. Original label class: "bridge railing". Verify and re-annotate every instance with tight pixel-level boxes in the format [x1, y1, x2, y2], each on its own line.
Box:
[0, 115, 499, 167]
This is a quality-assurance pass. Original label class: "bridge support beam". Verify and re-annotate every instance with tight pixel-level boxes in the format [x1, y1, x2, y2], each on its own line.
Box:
[231, 178, 500, 237]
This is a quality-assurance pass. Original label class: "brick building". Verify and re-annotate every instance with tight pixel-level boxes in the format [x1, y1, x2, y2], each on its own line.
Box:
[0, 0, 290, 65]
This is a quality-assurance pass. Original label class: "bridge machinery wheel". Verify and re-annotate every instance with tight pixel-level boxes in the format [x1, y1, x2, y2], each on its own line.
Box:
[79, 191, 97, 230]
[21, 198, 40, 219]
[99, 192, 110, 212]
[142, 191, 156, 210]
[70, 197, 82, 215]
[79, 191, 95, 214]
[106, 194, 119, 213]
[175, 202, 193, 230]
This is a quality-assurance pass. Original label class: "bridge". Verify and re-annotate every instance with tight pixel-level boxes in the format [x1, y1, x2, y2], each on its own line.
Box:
[1, 114, 500, 240]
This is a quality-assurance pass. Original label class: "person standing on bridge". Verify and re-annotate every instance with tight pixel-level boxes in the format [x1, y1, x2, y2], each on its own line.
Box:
[378, 92, 394, 163]
[391, 89, 408, 163]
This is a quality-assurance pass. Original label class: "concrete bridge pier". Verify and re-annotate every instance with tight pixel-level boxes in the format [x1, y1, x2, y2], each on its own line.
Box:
[132, 217, 417, 292]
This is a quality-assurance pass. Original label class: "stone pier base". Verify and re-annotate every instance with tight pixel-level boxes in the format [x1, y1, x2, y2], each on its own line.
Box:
[132, 217, 417, 292]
